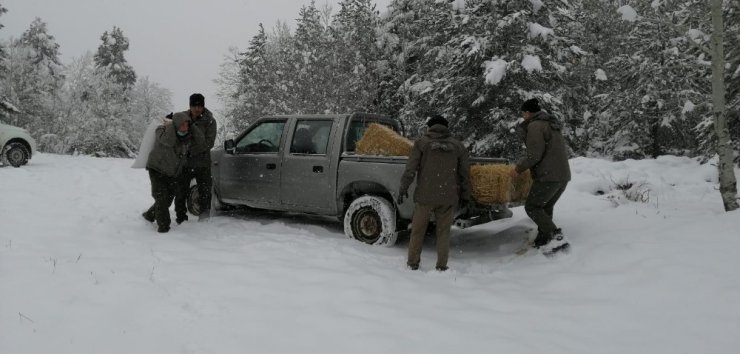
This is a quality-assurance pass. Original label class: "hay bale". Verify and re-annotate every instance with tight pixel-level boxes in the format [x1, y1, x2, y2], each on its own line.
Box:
[355, 123, 413, 156]
[353, 124, 533, 203]
[470, 164, 511, 204]
[510, 169, 532, 202]
[470, 164, 532, 204]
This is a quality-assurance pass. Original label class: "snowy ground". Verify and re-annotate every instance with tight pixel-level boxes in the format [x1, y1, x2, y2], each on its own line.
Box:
[1, 153, 739, 354]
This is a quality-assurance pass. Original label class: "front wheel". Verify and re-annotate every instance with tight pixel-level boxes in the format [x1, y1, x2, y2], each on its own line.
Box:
[2, 143, 29, 168]
[343, 195, 398, 246]
[187, 184, 202, 216]
[187, 183, 230, 216]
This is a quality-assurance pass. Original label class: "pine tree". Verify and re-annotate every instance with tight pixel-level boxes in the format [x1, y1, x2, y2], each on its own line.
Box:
[549, 0, 630, 157]
[19, 18, 62, 76]
[52, 52, 139, 157]
[94, 26, 136, 89]
[0, 3, 13, 122]
[597, 2, 706, 159]
[45, 52, 100, 154]
[330, 0, 381, 112]
[217, 46, 249, 133]
[376, 0, 463, 137]
[726, 3, 740, 164]
[0, 3, 8, 75]
[1, 17, 64, 137]
[129, 76, 172, 139]
[377, 0, 581, 159]
[228, 23, 273, 130]
[259, 21, 297, 116]
[292, 1, 332, 113]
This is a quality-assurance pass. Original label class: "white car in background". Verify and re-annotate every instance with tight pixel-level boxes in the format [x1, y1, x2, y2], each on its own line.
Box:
[0, 122, 35, 167]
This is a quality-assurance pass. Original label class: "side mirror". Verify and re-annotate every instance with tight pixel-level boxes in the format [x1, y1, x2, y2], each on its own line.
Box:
[224, 139, 236, 154]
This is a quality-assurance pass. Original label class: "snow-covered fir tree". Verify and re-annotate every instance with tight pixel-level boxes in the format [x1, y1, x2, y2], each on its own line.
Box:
[727, 2, 740, 163]
[216, 46, 249, 134]
[0, 18, 63, 137]
[265, 21, 300, 116]
[215, 0, 737, 168]
[377, 0, 583, 158]
[93, 26, 136, 90]
[223, 21, 295, 131]
[292, 1, 332, 113]
[47, 52, 131, 156]
[128, 76, 171, 139]
[0, 2, 16, 123]
[330, 0, 382, 113]
[0, 3, 7, 78]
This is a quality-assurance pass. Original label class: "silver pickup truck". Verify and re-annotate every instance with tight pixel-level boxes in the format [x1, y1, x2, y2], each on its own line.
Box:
[189, 112, 512, 246]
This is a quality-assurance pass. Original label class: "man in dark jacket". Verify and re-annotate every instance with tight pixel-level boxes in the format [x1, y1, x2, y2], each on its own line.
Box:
[178, 93, 217, 221]
[144, 113, 194, 233]
[511, 98, 571, 254]
[399, 115, 471, 271]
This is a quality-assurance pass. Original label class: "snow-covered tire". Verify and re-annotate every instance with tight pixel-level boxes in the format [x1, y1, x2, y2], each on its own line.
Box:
[188, 183, 230, 216]
[343, 195, 398, 246]
[2, 143, 29, 168]
[187, 184, 202, 216]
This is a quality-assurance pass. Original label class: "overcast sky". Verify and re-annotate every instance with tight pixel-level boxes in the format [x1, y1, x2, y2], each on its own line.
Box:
[1, 0, 391, 116]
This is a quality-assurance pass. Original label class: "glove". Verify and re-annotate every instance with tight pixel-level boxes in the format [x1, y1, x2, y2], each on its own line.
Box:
[398, 190, 409, 204]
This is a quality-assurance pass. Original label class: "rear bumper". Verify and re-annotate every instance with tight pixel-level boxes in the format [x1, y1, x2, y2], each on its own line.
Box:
[453, 203, 515, 229]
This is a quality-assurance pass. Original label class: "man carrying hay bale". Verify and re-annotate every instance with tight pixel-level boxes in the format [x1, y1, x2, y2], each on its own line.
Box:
[399, 115, 471, 271]
[511, 98, 571, 256]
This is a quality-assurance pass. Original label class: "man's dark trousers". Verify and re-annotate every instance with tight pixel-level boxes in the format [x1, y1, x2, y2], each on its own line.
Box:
[524, 181, 568, 236]
[148, 170, 177, 228]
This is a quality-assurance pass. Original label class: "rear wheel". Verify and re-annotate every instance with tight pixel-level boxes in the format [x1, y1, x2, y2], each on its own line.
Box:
[2, 143, 29, 168]
[343, 195, 398, 246]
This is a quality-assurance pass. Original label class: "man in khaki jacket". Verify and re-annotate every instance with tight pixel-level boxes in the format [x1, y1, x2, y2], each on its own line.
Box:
[511, 98, 571, 255]
[399, 115, 471, 271]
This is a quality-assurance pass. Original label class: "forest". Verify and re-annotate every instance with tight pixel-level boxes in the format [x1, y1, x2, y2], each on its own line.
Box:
[1, 0, 738, 164]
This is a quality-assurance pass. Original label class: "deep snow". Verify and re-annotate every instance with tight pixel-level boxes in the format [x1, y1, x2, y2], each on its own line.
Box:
[1, 153, 739, 354]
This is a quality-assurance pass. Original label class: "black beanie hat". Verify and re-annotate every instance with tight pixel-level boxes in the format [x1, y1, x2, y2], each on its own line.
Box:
[520, 98, 541, 113]
[426, 114, 449, 127]
[189, 93, 205, 107]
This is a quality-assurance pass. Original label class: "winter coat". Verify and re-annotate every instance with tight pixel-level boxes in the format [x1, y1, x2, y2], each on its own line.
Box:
[146, 114, 193, 177]
[177, 108, 217, 168]
[400, 124, 472, 206]
[515, 111, 571, 182]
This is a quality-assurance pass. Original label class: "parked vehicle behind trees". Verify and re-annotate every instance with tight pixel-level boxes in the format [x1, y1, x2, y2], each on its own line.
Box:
[188, 113, 513, 246]
[0, 122, 35, 167]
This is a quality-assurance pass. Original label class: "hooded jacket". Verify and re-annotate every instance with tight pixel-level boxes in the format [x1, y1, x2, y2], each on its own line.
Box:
[515, 111, 571, 182]
[400, 124, 472, 205]
[146, 114, 196, 177]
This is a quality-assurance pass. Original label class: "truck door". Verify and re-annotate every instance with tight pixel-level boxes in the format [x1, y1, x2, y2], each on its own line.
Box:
[280, 119, 336, 213]
[219, 119, 286, 208]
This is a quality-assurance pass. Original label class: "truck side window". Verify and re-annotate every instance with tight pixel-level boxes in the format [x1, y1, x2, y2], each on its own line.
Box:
[290, 120, 333, 155]
[345, 120, 397, 152]
[235, 121, 286, 153]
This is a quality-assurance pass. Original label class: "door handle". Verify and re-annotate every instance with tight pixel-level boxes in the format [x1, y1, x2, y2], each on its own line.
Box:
[313, 166, 324, 173]
[266, 163, 276, 170]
